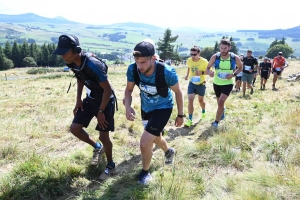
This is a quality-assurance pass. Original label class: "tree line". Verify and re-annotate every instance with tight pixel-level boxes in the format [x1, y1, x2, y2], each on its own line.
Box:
[0, 41, 65, 70]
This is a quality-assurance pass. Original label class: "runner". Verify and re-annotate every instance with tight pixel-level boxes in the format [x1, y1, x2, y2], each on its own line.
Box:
[205, 39, 243, 128]
[272, 52, 286, 90]
[241, 50, 258, 97]
[234, 54, 244, 92]
[52, 34, 117, 180]
[124, 41, 184, 184]
[184, 46, 208, 127]
[258, 57, 271, 90]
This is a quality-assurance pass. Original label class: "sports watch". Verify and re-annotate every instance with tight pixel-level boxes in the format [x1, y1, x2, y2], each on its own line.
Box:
[98, 109, 104, 114]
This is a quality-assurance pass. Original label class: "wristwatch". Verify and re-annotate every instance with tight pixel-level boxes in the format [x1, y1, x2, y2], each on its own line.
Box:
[233, 72, 237, 76]
[177, 114, 186, 118]
[98, 109, 104, 114]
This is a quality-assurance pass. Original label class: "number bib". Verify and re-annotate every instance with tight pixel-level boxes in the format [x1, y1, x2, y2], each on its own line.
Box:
[275, 67, 282, 71]
[217, 72, 229, 79]
[191, 76, 201, 84]
[244, 65, 251, 71]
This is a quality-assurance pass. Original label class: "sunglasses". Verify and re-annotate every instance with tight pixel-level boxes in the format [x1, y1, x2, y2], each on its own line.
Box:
[278, 54, 282, 56]
[190, 53, 197, 56]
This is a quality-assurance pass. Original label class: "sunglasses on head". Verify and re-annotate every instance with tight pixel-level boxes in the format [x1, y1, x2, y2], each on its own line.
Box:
[190, 53, 197, 56]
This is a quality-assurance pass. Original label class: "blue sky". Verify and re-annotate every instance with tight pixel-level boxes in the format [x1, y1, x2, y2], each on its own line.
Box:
[0, 0, 299, 31]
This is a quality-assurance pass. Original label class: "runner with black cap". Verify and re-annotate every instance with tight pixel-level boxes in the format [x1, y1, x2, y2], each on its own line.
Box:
[124, 41, 184, 184]
[52, 34, 117, 181]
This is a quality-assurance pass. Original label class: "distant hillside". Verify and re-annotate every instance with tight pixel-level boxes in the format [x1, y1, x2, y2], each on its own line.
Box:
[107, 22, 163, 31]
[237, 26, 300, 39]
[0, 13, 78, 24]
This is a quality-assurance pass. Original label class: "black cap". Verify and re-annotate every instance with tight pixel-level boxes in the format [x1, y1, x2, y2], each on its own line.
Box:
[133, 41, 155, 57]
[52, 35, 78, 55]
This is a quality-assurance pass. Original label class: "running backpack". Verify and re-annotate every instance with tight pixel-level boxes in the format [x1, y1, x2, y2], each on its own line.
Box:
[214, 52, 236, 70]
[133, 62, 169, 98]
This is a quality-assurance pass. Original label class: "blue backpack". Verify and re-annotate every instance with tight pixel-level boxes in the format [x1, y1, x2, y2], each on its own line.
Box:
[214, 52, 236, 70]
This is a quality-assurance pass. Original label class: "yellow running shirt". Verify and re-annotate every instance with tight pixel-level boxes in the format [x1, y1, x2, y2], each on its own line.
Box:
[187, 57, 208, 85]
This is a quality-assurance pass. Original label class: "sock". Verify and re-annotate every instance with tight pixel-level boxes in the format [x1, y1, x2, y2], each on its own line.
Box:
[189, 114, 193, 120]
[202, 109, 205, 113]
[214, 120, 219, 124]
[141, 169, 149, 174]
[253, 78, 256, 85]
[108, 161, 115, 168]
[94, 142, 101, 149]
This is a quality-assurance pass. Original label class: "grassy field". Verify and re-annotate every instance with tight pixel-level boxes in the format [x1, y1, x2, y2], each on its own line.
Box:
[0, 61, 300, 200]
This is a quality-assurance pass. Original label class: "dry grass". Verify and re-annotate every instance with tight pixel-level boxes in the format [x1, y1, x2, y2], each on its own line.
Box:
[0, 61, 300, 199]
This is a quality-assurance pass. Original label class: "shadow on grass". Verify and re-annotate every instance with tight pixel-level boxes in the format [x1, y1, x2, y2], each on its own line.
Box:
[165, 122, 199, 142]
[0, 153, 154, 200]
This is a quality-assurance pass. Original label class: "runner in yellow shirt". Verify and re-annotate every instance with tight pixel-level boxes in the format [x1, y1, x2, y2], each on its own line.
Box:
[184, 46, 208, 127]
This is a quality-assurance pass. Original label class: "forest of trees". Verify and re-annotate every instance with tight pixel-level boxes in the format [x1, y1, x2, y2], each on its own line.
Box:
[0, 41, 65, 70]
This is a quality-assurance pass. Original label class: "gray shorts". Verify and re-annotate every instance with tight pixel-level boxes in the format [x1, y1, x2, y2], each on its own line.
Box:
[187, 82, 206, 96]
[241, 73, 254, 84]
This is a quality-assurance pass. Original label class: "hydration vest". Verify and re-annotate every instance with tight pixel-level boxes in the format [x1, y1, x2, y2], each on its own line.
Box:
[214, 52, 236, 70]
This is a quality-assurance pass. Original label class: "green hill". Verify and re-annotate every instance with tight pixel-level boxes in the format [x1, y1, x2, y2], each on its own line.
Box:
[0, 13, 299, 57]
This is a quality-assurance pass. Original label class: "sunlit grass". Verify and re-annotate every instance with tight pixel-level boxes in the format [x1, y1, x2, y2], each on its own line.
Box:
[0, 61, 300, 199]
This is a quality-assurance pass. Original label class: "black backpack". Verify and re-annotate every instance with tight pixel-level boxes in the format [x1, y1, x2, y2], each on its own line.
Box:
[133, 62, 169, 98]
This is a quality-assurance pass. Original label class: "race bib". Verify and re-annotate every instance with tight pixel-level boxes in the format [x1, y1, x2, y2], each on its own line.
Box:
[217, 72, 229, 79]
[244, 65, 251, 71]
[276, 67, 282, 71]
[237, 72, 243, 76]
[139, 83, 157, 95]
[191, 76, 201, 84]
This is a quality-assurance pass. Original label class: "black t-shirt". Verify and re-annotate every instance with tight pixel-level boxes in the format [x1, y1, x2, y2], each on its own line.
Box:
[242, 56, 258, 74]
[67, 52, 111, 100]
[259, 62, 271, 73]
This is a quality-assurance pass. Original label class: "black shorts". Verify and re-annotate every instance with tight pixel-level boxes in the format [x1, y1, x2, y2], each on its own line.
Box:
[273, 70, 282, 76]
[213, 83, 233, 98]
[235, 76, 242, 81]
[141, 108, 172, 136]
[261, 72, 269, 80]
[73, 97, 115, 132]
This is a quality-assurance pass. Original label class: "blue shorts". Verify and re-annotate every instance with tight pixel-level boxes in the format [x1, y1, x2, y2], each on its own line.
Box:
[141, 108, 172, 136]
[72, 97, 115, 132]
[187, 82, 206, 96]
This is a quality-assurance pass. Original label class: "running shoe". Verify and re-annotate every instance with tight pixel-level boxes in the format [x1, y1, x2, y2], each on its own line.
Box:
[165, 148, 176, 165]
[99, 164, 115, 181]
[90, 146, 105, 166]
[184, 119, 193, 127]
[138, 171, 152, 185]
